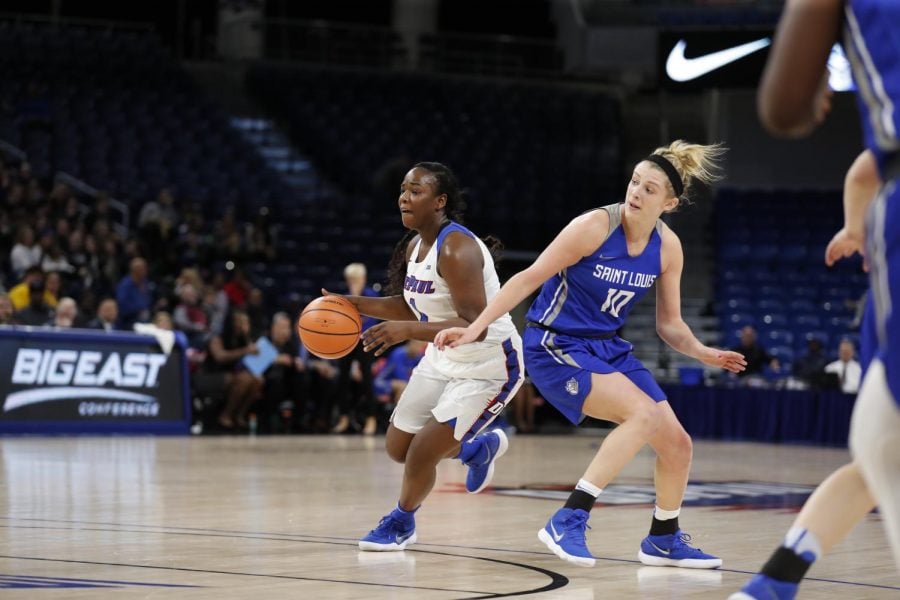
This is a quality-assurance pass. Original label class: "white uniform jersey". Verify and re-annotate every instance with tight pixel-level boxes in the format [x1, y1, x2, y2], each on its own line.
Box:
[402, 222, 519, 365]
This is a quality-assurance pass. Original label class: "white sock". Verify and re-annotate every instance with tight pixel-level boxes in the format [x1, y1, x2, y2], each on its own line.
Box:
[575, 478, 602, 497]
[654, 506, 681, 521]
[784, 527, 822, 562]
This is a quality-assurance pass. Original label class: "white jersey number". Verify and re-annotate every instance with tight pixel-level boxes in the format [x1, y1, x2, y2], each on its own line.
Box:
[600, 288, 635, 318]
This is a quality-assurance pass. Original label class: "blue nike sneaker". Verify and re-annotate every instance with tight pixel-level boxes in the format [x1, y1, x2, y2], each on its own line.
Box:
[537, 508, 596, 567]
[638, 530, 722, 568]
[358, 509, 417, 551]
[462, 428, 509, 494]
[728, 574, 798, 600]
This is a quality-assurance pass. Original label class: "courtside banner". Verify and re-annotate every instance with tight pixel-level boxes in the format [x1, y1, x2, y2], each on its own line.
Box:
[659, 30, 854, 92]
[0, 328, 190, 434]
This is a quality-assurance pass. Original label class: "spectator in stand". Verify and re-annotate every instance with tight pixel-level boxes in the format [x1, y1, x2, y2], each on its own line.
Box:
[825, 339, 863, 395]
[260, 312, 306, 433]
[177, 227, 214, 269]
[116, 257, 152, 329]
[138, 188, 179, 234]
[67, 228, 89, 278]
[44, 271, 61, 309]
[14, 278, 53, 326]
[730, 325, 779, 378]
[45, 297, 78, 328]
[173, 283, 209, 348]
[0, 293, 16, 325]
[373, 339, 426, 405]
[174, 267, 203, 296]
[99, 238, 122, 293]
[219, 230, 249, 264]
[10, 225, 41, 279]
[203, 272, 229, 336]
[85, 192, 115, 233]
[213, 206, 238, 240]
[222, 267, 251, 308]
[247, 208, 277, 262]
[0, 209, 13, 264]
[36, 229, 55, 265]
[5, 183, 26, 214]
[301, 339, 340, 433]
[9, 266, 44, 310]
[41, 241, 75, 276]
[794, 338, 828, 386]
[196, 308, 263, 431]
[54, 217, 71, 244]
[153, 310, 175, 331]
[245, 287, 268, 338]
[63, 194, 82, 226]
[332, 262, 380, 436]
[86, 298, 118, 332]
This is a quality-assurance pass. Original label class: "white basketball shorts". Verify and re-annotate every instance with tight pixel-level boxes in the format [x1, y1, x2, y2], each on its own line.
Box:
[391, 337, 524, 442]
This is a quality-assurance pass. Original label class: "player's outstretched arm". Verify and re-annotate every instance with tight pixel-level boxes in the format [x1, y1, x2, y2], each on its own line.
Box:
[826, 149, 880, 268]
[322, 288, 416, 321]
[655, 226, 747, 373]
[758, 0, 842, 137]
[435, 210, 608, 349]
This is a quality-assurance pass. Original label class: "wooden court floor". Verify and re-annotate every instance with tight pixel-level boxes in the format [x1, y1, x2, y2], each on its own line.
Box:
[1, 434, 898, 598]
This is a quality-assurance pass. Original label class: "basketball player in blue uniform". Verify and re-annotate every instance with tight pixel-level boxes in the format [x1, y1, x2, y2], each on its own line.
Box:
[326, 162, 523, 551]
[731, 0, 900, 597]
[437, 141, 747, 568]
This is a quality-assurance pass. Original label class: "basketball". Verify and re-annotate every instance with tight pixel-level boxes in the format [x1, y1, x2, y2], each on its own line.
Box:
[298, 295, 362, 359]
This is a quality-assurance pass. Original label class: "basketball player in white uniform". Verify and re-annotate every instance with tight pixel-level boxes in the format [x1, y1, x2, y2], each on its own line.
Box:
[327, 162, 524, 551]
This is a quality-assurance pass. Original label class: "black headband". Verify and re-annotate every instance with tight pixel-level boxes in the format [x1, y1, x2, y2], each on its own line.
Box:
[644, 154, 684, 198]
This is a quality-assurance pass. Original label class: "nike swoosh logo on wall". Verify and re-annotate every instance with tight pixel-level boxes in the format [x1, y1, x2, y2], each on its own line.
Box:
[666, 38, 771, 82]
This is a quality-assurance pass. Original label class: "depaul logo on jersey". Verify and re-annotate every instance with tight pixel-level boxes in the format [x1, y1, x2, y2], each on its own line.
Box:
[565, 378, 579, 396]
[404, 274, 436, 294]
[5, 348, 167, 417]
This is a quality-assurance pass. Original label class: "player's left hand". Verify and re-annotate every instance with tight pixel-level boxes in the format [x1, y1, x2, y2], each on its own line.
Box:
[701, 348, 747, 373]
[361, 322, 408, 357]
[434, 326, 478, 349]
[825, 227, 867, 271]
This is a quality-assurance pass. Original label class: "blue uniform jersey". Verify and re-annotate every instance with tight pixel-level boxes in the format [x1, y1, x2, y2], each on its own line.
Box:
[525, 203, 662, 338]
[843, 0, 900, 175]
[844, 1, 900, 403]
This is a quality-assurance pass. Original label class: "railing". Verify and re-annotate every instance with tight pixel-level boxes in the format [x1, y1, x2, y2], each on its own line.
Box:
[253, 18, 563, 79]
[0, 11, 153, 33]
[55, 172, 130, 237]
[0, 138, 129, 237]
[577, 0, 782, 27]
[261, 18, 406, 68]
[419, 31, 562, 78]
[0, 139, 26, 162]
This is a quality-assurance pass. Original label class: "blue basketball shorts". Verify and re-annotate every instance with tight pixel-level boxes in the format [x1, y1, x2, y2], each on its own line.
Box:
[522, 326, 666, 425]
[865, 177, 900, 405]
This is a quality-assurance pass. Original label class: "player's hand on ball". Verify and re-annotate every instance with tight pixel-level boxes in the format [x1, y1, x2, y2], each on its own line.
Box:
[435, 326, 477, 350]
[701, 349, 747, 373]
[361, 322, 408, 356]
[321, 287, 347, 301]
[825, 227, 867, 270]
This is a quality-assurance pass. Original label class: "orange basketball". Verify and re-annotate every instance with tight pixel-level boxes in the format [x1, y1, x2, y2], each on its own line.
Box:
[298, 295, 362, 359]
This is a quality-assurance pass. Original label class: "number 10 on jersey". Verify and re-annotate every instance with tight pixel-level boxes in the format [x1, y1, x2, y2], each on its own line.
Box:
[600, 288, 635, 318]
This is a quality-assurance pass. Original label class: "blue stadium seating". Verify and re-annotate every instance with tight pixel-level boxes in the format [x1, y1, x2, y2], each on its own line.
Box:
[245, 64, 622, 251]
[715, 189, 867, 358]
